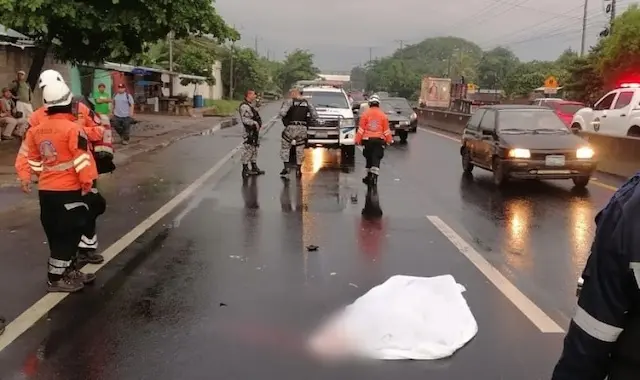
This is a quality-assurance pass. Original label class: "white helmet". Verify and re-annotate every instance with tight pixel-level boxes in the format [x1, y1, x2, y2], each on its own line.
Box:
[368, 94, 380, 105]
[38, 69, 65, 89]
[42, 80, 72, 108]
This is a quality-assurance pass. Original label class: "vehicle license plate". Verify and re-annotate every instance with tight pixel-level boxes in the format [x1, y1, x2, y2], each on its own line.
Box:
[545, 155, 565, 166]
[315, 131, 327, 138]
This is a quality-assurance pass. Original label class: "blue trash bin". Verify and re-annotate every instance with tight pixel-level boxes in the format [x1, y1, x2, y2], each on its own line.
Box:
[193, 95, 204, 108]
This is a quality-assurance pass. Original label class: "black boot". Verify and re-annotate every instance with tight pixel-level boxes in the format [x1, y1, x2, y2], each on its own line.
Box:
[370, 173, 378, 187]
[362, 171, 371, 185]
[280, 164, 290, 179]
[295, 165, 302, 178]
[251, 163, 265, 175]
[242, 164, 255, 178]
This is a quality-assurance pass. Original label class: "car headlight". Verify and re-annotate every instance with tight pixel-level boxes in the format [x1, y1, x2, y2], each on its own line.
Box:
[410, 112, 417, 120]
[340, 118, 354, 127]
[508, 148, 530, 158]
[400, 121, 409, 126]
[576, 147, 594, 159]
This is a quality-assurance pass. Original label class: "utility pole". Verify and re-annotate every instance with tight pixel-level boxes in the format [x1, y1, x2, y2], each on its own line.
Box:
[394, 40, 405, 59]
[229, 41, 235, 99]
[254, 36, 258, 55]
[610, 0, 617, 33]
[368, 47, 373, 63]
[580, 0, 588, 56]
[168, 31, 174, 72]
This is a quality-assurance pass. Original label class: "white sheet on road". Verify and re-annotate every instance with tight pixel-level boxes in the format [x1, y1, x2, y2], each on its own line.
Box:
[309, 274, 477, 360]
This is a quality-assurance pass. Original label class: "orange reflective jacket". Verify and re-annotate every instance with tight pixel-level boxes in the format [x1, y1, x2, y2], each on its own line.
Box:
[355, 107, 392, 144]
[15, 103, 104, 180]
[22, 114, 98, 191]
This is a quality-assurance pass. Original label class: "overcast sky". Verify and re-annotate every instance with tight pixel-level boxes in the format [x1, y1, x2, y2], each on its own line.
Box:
[215, 0, 631, 72]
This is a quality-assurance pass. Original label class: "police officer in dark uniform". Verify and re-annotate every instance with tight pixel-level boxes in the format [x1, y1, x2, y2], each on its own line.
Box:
[552, 174, 640, 380]
[278, 87, 318, 179]
[238, 89, 265, 178]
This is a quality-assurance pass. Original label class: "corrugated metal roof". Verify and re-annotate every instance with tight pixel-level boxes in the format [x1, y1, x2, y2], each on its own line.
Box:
[103, 61, 206, 80]
[0, 24, 30, 39]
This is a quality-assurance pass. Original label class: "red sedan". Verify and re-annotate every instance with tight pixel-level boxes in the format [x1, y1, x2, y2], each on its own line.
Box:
[548, 100, 585, 127]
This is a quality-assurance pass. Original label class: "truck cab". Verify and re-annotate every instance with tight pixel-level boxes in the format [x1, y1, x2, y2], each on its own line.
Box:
[296, 80, 357, 165]
[571, 83, 640, 137]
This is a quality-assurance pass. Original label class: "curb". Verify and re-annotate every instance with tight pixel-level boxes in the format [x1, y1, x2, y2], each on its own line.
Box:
[113, 117, 238, 166]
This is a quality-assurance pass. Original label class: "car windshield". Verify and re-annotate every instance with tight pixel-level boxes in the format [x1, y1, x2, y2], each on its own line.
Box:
[551, 103, 584, 115]
[380, 101, 400, 114]
[303, 91, 349, 108]
[383, 98, 412, 110]
[498, 109, 569, 133]
[350, 92, 365, 101]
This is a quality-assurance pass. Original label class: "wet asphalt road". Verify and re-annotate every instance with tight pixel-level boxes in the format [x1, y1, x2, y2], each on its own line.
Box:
[0, 102, 624, 379]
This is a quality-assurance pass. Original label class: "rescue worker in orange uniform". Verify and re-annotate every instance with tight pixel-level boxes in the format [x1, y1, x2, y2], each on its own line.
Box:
[20, 80, 98, 292]
[354, 94, 392, 186]
[16, 70, 113, 265]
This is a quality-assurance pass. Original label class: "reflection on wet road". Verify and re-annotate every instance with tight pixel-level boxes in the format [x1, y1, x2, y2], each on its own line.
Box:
[0, 113, 620, 378]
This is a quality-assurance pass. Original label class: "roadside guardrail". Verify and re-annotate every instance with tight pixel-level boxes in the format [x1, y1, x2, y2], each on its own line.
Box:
[414, 107, 638, 179]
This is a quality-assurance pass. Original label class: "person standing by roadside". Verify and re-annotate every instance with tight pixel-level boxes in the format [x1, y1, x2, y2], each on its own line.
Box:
[0, 87, 27, 139]
[92, 83, 111, 117]
[238, 89, 265, 178]
[355, 94, 392, 186]
[111, 83, 134, 145]
[11, 70, 33, 119]
[278, 87, 318, 179]
[551, 173, 640, 380]
[16, 70, 109, 266]
[21, 80, 98, 292]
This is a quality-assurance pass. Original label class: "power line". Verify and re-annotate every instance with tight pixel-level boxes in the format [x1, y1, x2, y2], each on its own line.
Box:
[477, 3, 595, 48]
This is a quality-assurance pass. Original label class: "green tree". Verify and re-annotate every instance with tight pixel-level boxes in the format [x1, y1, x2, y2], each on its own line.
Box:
[600, 4, 640, 88]
[220, 46, 269, 99]
[564, 43, 604, 104]
[276, 49, 320, 91]
[477, 47, 519, 89]
[362, 36, 483, 100]
[0, 0, 238, 88]
[350, 66, 367, 90]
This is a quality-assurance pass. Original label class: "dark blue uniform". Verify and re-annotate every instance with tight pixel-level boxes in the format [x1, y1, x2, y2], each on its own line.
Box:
[552, 174, 640, 380]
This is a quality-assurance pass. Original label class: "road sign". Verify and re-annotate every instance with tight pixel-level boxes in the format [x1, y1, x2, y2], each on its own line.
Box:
[544, 76, 558, 88]
[543, 76, 558, 94]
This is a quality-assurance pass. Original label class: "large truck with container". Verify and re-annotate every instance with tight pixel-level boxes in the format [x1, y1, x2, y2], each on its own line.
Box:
[419, 77, 452, 109]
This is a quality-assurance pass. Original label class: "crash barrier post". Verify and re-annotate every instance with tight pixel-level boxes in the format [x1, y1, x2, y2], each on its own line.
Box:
[413, 107, 640, 179]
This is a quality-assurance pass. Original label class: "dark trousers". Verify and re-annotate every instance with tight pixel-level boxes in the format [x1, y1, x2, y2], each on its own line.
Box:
[362, 138, 385, 174]
[39, 190, 88, 281]
[111, 116, 132, 141]
[80, 182, 106, 251]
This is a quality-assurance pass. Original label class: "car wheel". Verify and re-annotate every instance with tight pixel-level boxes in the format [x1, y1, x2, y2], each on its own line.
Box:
[461, 148, 474, 174]
[399, 131, 409, 144]
[341, 145, 356, 166]
[492, 157, 507, 186]
[572, 176, 590, 188]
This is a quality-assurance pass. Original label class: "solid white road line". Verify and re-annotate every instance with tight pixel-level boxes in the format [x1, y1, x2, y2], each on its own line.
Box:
[0, 116, 279, 352]
[426, 215, 565, 334]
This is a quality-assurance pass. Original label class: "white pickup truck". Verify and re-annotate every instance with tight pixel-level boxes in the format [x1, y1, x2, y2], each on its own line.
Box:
[571, 83, 640, 137]
[296, 81, 357, 165]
